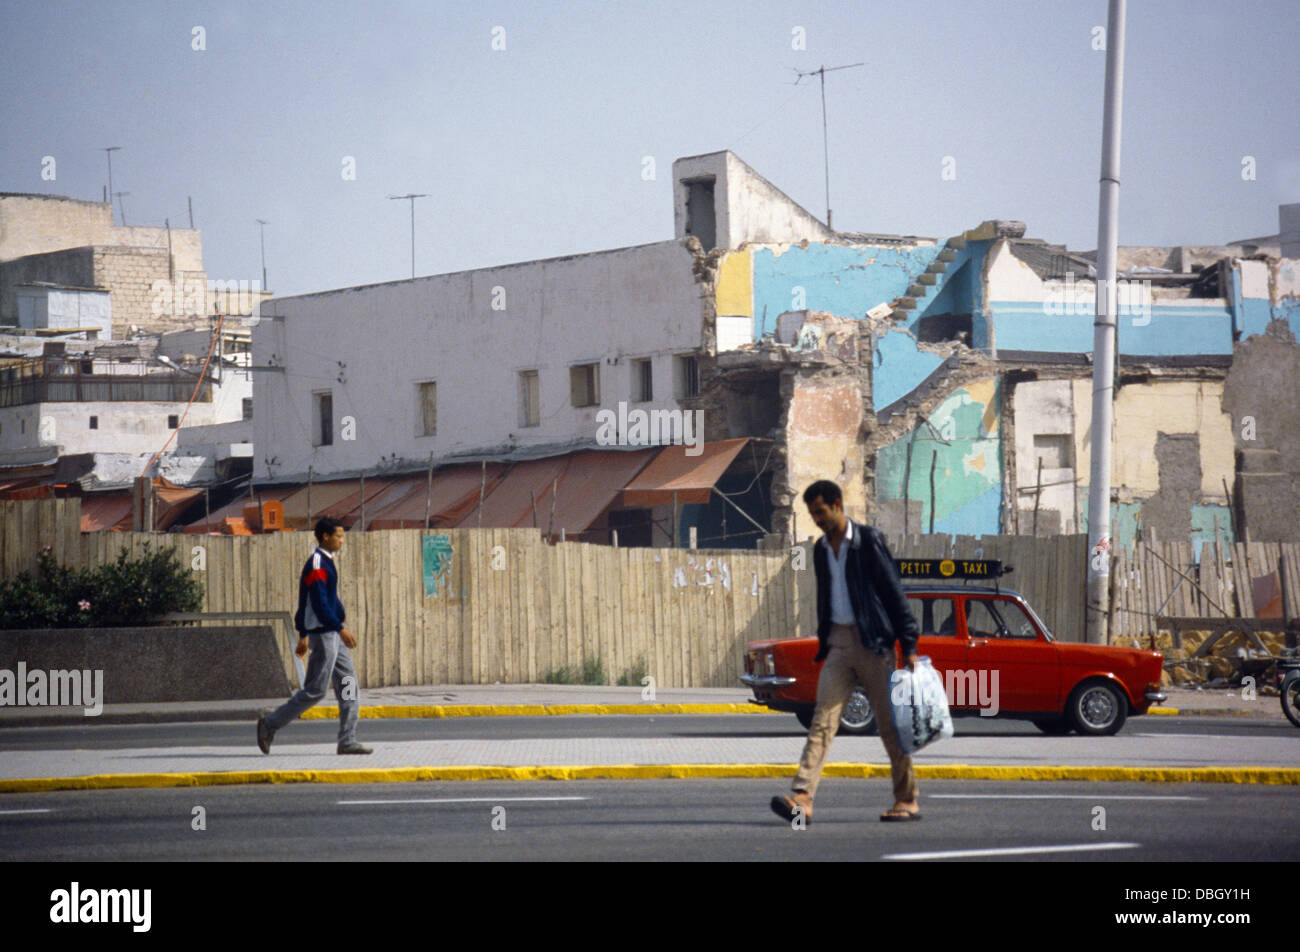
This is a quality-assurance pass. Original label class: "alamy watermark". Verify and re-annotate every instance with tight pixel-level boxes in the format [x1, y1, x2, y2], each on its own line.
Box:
[891, 667, 1000, 716]
[0, 663, 103, 716]
[1043, 273, 1152, 327]
[150, 277, 263, 325]
[595, 401, 704, 456]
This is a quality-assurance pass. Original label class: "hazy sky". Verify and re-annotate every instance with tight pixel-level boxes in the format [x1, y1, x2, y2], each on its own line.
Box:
[3, 0, 1297, 297]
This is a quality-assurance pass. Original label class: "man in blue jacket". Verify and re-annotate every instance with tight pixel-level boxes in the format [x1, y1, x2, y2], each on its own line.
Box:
[257, 517, 372, 755]
[771, 480, 921, 824]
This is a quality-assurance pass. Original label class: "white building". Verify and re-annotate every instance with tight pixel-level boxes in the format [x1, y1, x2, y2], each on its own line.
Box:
[253, 151, 827, 482]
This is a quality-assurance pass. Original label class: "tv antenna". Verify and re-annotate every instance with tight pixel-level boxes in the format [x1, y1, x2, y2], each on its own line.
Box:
[388, 193, 428, 279]
[793, 62, 864, 230]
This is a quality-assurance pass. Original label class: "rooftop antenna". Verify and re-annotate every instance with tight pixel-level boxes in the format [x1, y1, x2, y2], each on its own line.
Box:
[387, 193, 427, 279]
[101, 147, 121, 223]
[793, 62, 863, 230]
[256, 219, 269, 289]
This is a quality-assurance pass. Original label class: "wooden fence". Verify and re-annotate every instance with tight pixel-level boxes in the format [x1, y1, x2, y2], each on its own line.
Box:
[13, 500, 1294, 686]
[1111, 540, 1300, 645]
[2, 500, 813, 688]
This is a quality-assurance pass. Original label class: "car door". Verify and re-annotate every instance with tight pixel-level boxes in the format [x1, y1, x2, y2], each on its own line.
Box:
[905, 595, 970, 710]
[963, 595, 1060, 714]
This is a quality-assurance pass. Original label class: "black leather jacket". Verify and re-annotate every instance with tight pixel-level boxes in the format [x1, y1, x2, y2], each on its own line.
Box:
[812, 520, 919, 662]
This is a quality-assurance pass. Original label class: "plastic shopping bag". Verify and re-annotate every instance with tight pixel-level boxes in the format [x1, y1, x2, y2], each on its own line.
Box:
[889, 657, 954, 754]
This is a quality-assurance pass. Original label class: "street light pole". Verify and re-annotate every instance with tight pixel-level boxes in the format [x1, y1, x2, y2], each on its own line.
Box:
[388, 193, 427, 279]
[1085, 0, 1127, 644]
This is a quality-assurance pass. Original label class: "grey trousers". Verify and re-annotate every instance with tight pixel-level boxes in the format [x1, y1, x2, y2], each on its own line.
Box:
[265, 630, 359, 745]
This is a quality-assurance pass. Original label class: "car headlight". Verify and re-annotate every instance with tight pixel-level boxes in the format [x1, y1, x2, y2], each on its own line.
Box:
[764, 653, 776, 677]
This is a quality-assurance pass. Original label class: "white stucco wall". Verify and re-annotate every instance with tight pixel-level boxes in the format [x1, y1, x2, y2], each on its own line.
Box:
[253, 240, 704, 480]
[672, 151, 833, 251]
[16, 286, 113, 339]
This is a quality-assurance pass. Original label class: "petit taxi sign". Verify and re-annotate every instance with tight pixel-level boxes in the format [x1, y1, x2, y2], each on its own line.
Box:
[894, 558, 1006, 579]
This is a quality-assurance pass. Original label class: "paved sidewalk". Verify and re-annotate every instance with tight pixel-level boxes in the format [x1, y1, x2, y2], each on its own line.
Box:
[0, 682, 1284, 727]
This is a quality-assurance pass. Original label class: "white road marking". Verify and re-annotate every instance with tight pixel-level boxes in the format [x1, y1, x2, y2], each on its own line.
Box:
[927, 794, 1203, 801]
[0, 808, 54, 815]
[884, 842, 1141, 861]
[338, 796, 589, 805]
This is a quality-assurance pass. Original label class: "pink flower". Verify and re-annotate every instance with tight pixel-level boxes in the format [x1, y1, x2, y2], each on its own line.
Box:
[78, 600, 91, 612]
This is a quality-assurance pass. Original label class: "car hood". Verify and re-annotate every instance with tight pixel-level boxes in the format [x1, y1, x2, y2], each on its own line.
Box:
[1056, 643, 1162, 665]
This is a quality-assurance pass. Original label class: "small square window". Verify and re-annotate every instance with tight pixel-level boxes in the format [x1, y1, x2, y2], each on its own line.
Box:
[633, 358, 653, 402]
[167, 414, 179, 429]
[242, 397, 253, 420]
[569, 363, 600, 407]
[89, 416, 98, 430]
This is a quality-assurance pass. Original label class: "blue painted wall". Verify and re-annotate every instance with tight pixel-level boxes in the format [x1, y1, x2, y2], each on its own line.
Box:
[873, 328, 946, 411]
[750, 243, 941, 338]
[989, 301, 1233, 355]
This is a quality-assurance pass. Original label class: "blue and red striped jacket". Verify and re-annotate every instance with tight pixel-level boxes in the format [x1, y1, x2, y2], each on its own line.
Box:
[294, 547, 346, 634]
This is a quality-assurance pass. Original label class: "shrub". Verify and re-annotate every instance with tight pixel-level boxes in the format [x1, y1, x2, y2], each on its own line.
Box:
[542, 656, 607, 686]
[616, 655, 650, 687]
[0, 545, 203, 629]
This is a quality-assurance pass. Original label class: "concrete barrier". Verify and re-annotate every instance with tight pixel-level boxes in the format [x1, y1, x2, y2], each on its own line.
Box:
[0, 626, 291, 704]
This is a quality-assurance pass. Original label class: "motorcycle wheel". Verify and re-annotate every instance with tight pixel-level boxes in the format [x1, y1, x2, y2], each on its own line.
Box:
[1282, 672, 1300, 729]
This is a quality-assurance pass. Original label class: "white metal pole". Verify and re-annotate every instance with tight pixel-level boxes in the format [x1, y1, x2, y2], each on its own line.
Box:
[1085, 0, 1126, 644]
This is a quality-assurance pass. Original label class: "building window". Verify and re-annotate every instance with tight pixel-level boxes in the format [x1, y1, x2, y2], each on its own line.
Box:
[633, 358, 653, 402]
[89, 416, 98, 430]
[79, 360, 94, 375]
[314, 391, 333, 446]
[569, 362, 599, 407]
[418, 381, 437, 436]
[683, 176, 717, 251]
[242, 397, 253, 420]
[167, 414, 179, 429]
[519, 370, 540, 427]
[675, 354, 700, 399]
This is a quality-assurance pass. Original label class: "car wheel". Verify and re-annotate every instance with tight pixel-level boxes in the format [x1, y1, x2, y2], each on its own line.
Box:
[839, 687, 877, 735]
[1067, 680, 1128, 735]
[1033, 717, 1072, 735]
[795, 708, 814, 731]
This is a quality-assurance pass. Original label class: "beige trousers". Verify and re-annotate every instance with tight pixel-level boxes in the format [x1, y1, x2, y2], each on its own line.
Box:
[793, 623, 918, 803]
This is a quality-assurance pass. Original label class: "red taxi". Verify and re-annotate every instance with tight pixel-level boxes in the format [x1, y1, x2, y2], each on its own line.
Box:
[741, 559, 1165, 736]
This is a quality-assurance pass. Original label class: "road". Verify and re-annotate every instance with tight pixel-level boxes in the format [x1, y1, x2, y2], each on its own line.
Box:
[1, 778, 1296, 861]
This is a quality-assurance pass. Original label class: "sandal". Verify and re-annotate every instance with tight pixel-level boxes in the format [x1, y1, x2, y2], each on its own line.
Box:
[880, 808, 922, 822]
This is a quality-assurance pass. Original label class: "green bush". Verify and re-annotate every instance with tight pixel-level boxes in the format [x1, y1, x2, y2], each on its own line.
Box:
[542, 656, 607, 686]
[0, 545, 203, 629]
[616, 655, 649, 687]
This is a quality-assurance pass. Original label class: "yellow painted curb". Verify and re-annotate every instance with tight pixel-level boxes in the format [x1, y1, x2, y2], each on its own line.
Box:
[300, 703, 777, 719]
[1147, 707, 1179, 715]
[2, 763, 1297, 794]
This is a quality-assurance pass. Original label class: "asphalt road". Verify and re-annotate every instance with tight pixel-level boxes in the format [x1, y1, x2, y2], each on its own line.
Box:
[1, 712, 1295, 752]
[1, 778, 1296, 861]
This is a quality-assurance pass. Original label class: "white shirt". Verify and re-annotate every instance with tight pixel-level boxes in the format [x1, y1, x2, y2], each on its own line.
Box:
[822, 520, 855, 625]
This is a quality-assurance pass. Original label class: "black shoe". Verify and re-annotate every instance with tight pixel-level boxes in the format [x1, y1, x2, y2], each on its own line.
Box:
[337, 742, 373, 755]
[256, 713, 275, 754]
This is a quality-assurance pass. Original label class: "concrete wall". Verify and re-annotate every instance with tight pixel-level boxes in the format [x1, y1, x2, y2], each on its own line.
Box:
[672, 151, 833, 252]
[0, 195, 202, 269]
[254, 240, 704, 480]
[1012, 378, 1078, 533]
[1221, 319, 1300, 541]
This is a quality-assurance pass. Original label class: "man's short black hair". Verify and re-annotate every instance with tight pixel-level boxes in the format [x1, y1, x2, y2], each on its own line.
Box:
[803, 480, 842, 508]
[314, 517, 345, 542]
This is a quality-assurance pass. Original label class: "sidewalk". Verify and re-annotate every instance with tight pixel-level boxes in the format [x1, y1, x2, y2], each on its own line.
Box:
[0, 682, 1284, 728]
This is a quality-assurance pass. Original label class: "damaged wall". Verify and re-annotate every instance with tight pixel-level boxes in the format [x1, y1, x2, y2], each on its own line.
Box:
[1221, 319, 1300, 541]
[874, 378, 1003, 537]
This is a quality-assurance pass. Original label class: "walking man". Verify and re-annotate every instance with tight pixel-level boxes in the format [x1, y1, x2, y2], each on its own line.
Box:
[771, 479, 921, 823]
[257, 517, 372, 755]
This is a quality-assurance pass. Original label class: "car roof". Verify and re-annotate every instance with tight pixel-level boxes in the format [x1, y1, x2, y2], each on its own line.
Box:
[902, 583, 1027, 598]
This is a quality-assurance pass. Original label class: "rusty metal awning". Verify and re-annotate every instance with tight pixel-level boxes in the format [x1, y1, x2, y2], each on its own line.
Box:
[620, 438, 750, 507]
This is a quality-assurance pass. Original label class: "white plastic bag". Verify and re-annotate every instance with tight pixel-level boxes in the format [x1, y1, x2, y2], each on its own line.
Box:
[889, 656, 954, 754]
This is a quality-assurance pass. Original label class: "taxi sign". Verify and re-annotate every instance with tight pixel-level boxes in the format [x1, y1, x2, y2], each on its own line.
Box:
[894, 558, 1008, 580]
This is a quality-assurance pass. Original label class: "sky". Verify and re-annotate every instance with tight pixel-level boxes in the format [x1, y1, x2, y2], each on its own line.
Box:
[2, 0, 1297, 298]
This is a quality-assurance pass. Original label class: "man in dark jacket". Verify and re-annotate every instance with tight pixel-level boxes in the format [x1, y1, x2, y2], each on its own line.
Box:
[771, 480, 921, 824]
[257, 517, 372, 755]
